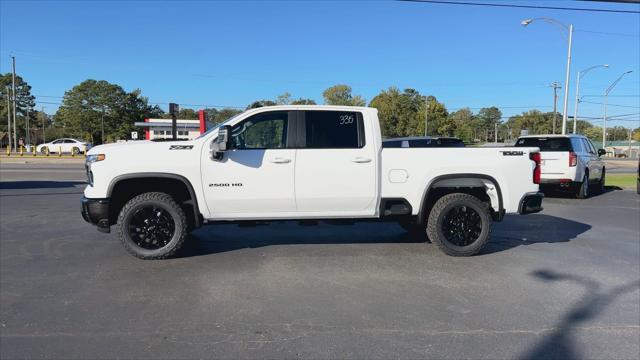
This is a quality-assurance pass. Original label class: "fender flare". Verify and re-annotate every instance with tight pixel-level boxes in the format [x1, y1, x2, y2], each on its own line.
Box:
[108, 172, 202, 228]
[417, 173, 504, 222]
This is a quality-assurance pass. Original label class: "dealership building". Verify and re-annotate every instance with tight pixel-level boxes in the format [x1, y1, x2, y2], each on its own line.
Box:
[135, 110, 212, 140]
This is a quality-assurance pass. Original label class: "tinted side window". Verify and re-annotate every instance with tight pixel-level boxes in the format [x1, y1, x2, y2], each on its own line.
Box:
[231, 112, 288, 149]
[571, 138, 584, 152]
[583, 139, 596, 154]
[304, 111, 364, 148]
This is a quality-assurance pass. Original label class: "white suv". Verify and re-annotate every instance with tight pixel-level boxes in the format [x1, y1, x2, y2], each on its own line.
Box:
[515, 134, 605, 198]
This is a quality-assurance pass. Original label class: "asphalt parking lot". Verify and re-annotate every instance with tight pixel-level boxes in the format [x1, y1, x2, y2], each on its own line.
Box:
[1, 162, 639, 359]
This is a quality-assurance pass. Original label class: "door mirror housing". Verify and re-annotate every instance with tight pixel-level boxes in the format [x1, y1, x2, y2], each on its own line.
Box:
[210, 125, 232, 161]
[597, 148, 606, 157]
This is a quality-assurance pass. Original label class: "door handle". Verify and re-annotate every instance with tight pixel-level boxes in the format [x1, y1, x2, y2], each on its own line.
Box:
[271, 157, 291, 164]
[352, 157, 372, 163]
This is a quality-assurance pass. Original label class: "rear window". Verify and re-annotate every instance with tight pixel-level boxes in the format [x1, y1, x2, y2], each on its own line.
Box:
[515, 137, 572, 151]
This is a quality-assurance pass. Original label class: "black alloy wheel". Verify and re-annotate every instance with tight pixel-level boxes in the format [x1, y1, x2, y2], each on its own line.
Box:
[441, 205, 483, 247]
[127, 205, 176, 250]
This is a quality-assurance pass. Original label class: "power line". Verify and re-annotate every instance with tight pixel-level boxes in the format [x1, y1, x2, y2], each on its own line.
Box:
[397, 0, 640, 13]
[575, 29, 640, 37]
[580, 101, 640, 108]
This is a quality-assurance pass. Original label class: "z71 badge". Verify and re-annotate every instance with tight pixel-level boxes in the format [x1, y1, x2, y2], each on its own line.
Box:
[169, 145, 193, 150]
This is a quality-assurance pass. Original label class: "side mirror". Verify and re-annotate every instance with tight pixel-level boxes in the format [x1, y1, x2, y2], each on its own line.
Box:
[598, 148, 606, 157]
[210, 125, 232, 161]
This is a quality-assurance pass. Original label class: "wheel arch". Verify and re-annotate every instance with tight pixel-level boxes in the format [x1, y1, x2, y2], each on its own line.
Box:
[417, 173, 504, 224]
[107, 173, 202, 229]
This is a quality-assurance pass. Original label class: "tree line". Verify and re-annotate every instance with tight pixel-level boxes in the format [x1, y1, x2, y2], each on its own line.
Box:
[1, 73, 638, 146]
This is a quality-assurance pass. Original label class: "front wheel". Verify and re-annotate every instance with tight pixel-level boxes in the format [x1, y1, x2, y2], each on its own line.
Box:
[426, 193, 492, 257]
[117, 192, 188, 260]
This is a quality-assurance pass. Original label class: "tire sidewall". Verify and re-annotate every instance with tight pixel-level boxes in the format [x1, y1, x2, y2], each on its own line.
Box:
[119, 198, 184, 258]
[432, 197, 491, 255]
[41, 146, 48, 154]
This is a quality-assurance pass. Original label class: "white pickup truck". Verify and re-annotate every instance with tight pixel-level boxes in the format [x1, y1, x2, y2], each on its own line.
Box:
[82, 105, 543, 259]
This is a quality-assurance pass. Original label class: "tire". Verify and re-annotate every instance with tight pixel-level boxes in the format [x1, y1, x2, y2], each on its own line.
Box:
[595, 168, 605, 194]
[117, 192, 188, 260]
[426, 193, 492, 257]
[576, 172, 590, 199]
[40, 146, 48, 154]
[71, 147, 80, 155]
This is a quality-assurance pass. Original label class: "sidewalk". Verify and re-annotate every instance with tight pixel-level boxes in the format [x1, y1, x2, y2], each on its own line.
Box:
[0, 153, 85, 164]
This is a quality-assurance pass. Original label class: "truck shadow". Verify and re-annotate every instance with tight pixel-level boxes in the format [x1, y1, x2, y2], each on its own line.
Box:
[541, 185, 622, 199]
[520, 270, 639, 360]
[180, 214, 590, 258]
[484, 214, 591, 254]
[0, 180, 86, 189]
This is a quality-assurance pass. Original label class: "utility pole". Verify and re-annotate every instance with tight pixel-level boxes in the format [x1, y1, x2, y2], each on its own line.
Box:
[101, 106, 105, 144]
[628, 129, 633, 159]
[550, 81, 561, 134]
[169, 103, 179, 141]
[5, 86, 11, 151]
[25, 106, 29, 147]
[424, 96, 428, 136]
[41, 106, 45, 144]
[11, 56, 17, 151]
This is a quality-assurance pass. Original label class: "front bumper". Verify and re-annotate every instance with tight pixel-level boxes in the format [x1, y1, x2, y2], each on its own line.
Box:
[81, 196, 111, 233]
[518, 192, 544, 215]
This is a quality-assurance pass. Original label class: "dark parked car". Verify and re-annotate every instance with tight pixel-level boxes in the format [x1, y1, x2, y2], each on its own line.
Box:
[382, 136, 465, 148]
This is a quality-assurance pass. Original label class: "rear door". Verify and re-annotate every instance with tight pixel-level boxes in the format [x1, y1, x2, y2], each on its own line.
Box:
[583, 139, 604, 181]
[294, 110, 378, 216]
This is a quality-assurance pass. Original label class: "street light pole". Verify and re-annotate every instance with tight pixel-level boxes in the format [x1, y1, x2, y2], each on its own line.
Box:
[561, 24, 573, 135]
[521, 18, 574, 134]
[11, 56, 17, 151]
[603, 70, 633, 149]
[573, 64, 608, 134]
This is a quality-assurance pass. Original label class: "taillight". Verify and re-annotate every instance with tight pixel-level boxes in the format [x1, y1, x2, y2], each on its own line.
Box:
[569, 152, 577, 167]
[530, 152, 541, 184]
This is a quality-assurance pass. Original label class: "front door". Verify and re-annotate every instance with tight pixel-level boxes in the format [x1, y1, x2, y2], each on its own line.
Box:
[201, 111, 296, 218]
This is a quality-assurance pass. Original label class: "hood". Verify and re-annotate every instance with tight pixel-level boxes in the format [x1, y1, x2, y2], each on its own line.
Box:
[87, 140, 198, 155]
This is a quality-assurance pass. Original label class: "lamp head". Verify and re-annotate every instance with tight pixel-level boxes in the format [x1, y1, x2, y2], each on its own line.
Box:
[521, 19, 533, 26]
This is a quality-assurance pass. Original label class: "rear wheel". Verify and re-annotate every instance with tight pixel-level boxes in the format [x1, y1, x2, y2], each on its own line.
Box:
[40, 146, 48, 154]
[426, 193, 492, 257]
[71, 147, 80, 155]
[117, 192, 188, 260]
[576, 172, 590, 199]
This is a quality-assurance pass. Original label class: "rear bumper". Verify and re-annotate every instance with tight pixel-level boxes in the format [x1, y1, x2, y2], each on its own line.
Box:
[518, 192, 544, 215]
[540, 178, 575, 185]
[81, 196, 111, 233]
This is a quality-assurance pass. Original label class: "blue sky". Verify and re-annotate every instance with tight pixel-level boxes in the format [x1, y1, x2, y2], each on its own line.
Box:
[1, 0, 639, 128]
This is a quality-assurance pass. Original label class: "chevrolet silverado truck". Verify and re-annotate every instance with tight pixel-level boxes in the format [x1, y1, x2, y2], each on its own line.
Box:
[82, 105, 543, 259]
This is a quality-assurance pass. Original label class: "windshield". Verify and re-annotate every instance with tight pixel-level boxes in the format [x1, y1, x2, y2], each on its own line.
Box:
[196, 112, 244, 140]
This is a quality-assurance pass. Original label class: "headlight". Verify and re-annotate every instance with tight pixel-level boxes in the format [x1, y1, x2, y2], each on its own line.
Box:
[86, 154, 106, 163]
